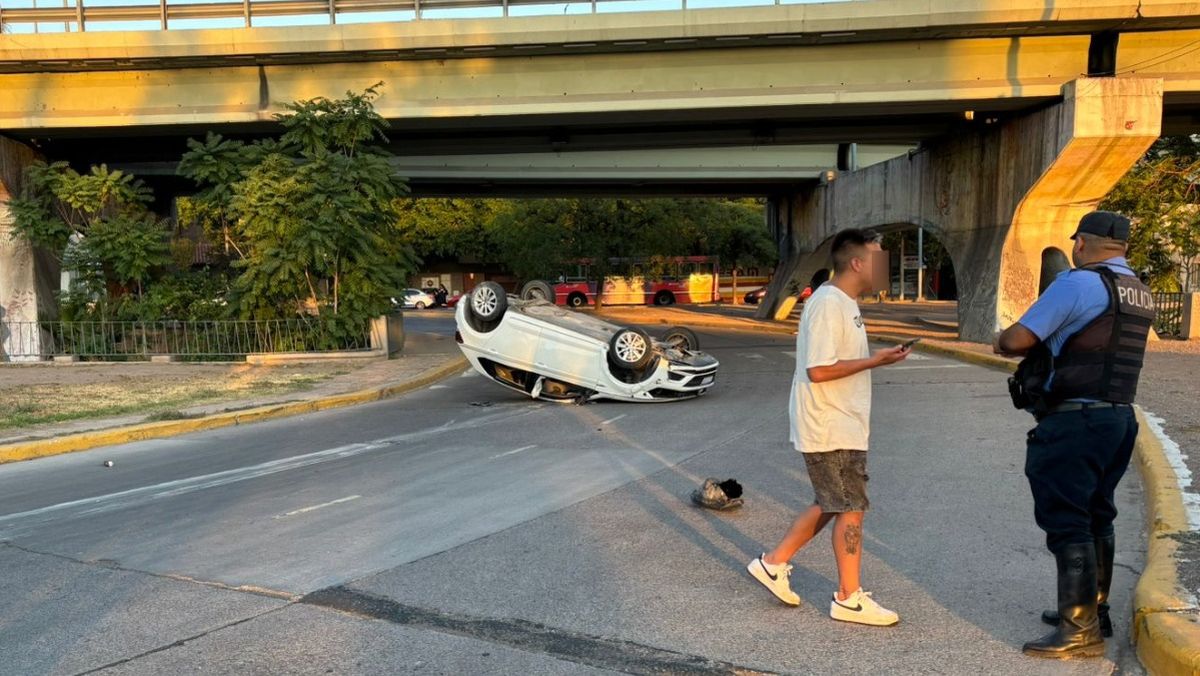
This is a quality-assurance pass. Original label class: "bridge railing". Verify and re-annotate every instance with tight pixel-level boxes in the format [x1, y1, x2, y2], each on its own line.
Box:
[0, 0, 798, 33]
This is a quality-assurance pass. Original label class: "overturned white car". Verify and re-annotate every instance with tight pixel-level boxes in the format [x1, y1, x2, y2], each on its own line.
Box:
[455, 282, 719, 403]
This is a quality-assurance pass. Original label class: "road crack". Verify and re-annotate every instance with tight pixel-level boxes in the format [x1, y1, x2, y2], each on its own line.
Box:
[302, 586, 774, 676]
[73, 604, 293, 675]
[0, 541, 296, 600]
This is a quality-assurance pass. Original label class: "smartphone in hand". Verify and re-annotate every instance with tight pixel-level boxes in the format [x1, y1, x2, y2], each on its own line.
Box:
[899, 338, 921, 350]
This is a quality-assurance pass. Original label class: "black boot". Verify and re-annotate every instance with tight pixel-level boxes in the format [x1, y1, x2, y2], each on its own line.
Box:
[1041, 535, 1115, 637]
[1024, 542, 1105, 659]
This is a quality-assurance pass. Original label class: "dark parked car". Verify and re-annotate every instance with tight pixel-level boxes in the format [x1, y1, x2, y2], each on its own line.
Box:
[744, 287, 768, 304]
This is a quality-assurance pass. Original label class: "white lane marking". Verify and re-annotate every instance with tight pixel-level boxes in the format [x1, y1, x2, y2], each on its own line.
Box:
[904, 352, 932, 360]
[783, 351, 796, 359]
[0, 407, 537, 537]
[460, 370, 479, 378]
[738, 353, 765, 360]
[1144, 410, 1200, 531]
[491, 444, 537, 460]
[429, 385, 449, 390]
[276, 495, 361, 519]
[601, 414, 627, 426]
[889, 364, 969, 371]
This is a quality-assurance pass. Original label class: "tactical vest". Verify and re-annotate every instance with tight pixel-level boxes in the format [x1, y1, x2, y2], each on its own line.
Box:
[1048, 265, 1156, 404]
[1010, 265, 1156, 412]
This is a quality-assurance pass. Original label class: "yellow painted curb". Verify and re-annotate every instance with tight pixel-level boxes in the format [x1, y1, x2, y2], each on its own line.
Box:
[1130, 405, 1200, 675]
[0, 355, 469, 465]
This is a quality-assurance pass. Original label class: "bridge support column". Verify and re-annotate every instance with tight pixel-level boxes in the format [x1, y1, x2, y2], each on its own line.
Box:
[0, 136, 56, 362]
[758, 78, 1163, 342]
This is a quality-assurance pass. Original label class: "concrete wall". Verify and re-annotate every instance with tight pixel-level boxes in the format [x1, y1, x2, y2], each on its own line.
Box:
[759, 78, 1163, 342]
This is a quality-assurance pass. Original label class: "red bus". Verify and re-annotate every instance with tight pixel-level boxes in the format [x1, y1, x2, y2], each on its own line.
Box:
[520, 256, 722, 307]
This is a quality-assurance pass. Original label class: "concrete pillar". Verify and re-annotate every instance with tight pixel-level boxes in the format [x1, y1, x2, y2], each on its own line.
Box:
[0, 136, 57, 362]
[1183, 293, 1200, 341]
[758, 78, 1163, 343]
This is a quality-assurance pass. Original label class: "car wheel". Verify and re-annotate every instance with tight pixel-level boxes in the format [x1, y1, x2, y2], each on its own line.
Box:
[415, 302, 426, 310]
[609, 328, 653, 371]
[469, 282, 508, 322]
[655, 291, 676, 306]
[568, 293, 587, 308]
[520, 280, 555, 302]
[662, 326, 700, 351]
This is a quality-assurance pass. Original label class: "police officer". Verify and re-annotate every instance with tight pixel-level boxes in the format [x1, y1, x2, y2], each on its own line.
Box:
[994, 211, 1156, 659]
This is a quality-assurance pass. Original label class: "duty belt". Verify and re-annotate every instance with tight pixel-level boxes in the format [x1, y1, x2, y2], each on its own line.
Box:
[1042, 402, 1132, 418]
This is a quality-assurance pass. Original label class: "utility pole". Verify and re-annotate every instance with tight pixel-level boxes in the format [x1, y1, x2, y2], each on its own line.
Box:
[917, 225, 925, 302]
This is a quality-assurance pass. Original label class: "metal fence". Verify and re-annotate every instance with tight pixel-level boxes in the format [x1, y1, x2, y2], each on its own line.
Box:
[0, 0, 798, 33]
[0, 319, 372, 360]
[1153, 292, 1185, 338]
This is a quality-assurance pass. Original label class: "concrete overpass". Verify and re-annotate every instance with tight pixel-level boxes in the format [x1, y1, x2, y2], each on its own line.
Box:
[2, 0, 1199, 358]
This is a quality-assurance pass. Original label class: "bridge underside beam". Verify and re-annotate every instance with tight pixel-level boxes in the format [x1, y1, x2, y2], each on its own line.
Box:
[0, 34, 1093, 131]
[758, 78, 1164, 344]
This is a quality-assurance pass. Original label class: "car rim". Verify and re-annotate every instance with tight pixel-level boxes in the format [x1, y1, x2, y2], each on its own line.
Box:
[531, 288, 547, 300]
[473, 287, 498, 316]
[667, 335, 689, 350]
[615, 332, 647, 363]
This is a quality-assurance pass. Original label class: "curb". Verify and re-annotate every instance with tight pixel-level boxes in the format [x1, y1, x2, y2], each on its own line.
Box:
[1131, 406, 1200, 675]
[0, 355, 469, 465]
[870, 333, 1018, 373]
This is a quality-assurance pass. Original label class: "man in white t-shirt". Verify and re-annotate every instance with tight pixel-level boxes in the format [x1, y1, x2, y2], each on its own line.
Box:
[747, 229, 911, 626]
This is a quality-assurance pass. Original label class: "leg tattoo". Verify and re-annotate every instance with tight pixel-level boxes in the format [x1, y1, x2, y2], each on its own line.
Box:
[843, 524, 862, 555]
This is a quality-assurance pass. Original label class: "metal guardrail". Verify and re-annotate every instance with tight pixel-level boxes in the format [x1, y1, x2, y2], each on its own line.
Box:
[0, 0, 784, 32]
[0, 319, 372, 360]
[1152, 292, 1185, 338]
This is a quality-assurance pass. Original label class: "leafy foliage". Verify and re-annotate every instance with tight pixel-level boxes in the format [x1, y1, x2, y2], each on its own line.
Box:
[179, 85, 419, 338]
[1102, 135, 1200, 291]
[9, 161, 168, 310]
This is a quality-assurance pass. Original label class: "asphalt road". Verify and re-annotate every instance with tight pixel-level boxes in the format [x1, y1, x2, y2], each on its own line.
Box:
[0, 322, 1146, 675]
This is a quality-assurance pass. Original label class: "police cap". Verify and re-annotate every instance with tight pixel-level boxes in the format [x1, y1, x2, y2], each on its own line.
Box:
[1071, 211, 1131, 242]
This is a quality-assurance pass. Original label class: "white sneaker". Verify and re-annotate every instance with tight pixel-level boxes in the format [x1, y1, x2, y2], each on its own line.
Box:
[747, 554, 801, 607]
[829, 588, 900, 626]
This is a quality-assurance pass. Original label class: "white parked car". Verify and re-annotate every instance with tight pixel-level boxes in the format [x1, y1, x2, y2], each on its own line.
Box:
[455, 281, 719, 403]
[394, 288, 436, 310]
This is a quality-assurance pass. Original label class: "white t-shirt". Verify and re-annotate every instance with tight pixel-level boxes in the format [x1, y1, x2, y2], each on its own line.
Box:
[788, 284, 872, 453]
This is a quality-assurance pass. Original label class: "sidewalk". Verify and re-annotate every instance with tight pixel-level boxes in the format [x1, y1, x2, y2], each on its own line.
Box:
[0, 332, 465, 458]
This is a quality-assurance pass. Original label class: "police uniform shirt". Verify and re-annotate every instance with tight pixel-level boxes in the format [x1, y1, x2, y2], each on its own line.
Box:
[1015, 256, 1136, 400]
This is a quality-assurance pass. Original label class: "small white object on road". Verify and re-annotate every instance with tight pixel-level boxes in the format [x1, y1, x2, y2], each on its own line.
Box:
[601, 414, 627, 426]
[103, 461, 114, 468]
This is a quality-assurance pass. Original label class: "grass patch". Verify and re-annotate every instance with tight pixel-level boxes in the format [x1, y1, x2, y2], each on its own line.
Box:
[0, 366, 346, 431]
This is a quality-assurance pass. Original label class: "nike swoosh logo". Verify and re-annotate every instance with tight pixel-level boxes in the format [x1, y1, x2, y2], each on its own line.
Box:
[759, 558, 777, 581]
[834, 599, 863, 612]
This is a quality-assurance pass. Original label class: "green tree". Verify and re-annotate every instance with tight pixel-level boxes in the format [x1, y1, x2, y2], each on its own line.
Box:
[1102, 135, 1200, 291]
[179, 85, 419, 339]
[395, 197, 506, 262]
[10, 162, 170, 305]
[484, 197, 771, 307]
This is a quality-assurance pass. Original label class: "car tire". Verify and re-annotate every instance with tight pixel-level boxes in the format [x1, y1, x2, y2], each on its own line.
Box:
[469, 282, 508, 322]
[609, 327, 653, 372]
[415, 302, 426, 310]
[520, 280, 555, 302]
[567, 293, 587, 308]
[662, 326, 700, 351]
[654, 291, 676, 306]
